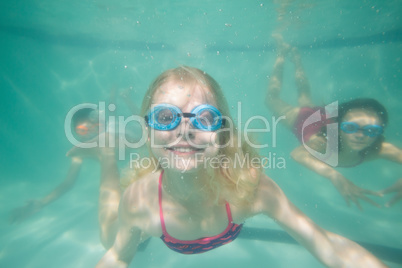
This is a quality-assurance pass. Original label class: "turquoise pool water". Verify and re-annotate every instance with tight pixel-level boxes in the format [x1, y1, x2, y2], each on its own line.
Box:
[0, 1, 401, 267]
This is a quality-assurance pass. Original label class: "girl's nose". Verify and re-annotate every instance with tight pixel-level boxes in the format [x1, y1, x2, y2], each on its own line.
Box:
[354, 130, 365, 139]
[176, 118, 195, 139]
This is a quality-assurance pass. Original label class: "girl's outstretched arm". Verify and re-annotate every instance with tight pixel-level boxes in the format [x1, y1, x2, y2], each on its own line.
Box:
[290, 137, 381, 209]
[9, 157, 82, 223]
[255, 175, 387, 267]
[381, 178, 402, 207]
[378, 142, 402, 206]
[96, 181, 150, 267]
[96, 224, 144, 268]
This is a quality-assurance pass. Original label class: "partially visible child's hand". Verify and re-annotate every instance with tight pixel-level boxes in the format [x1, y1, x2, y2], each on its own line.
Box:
[380, 178, 402, 207]
[330, 175, 382, 210]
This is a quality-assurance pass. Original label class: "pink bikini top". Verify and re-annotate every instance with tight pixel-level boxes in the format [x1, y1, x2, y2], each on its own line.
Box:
[158, 171, 243, 254]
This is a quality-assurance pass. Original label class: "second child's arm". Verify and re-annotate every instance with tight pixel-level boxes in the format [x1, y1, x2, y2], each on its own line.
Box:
[290, 137, 380, 209]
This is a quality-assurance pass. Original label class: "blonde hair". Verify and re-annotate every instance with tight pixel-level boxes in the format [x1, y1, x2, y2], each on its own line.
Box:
[122, 66, 261, 206]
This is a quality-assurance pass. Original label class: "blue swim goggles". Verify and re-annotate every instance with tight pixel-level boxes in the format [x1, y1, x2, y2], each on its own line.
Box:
[340, 122, 383, 137]
[145, 104, 224, 131]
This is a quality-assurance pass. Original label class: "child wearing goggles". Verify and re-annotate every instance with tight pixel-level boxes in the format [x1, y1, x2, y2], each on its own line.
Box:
[265, 35, 402, 209]
[97, 66, 385, 268]
[10, 91, 142, 250]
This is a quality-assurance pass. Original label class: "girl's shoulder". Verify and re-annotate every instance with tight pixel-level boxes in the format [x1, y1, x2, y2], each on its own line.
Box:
[377, 142, 402, 163]
[122, 171, 161, 209]
[232, 173, 286, 220]
[120, 171, 163, 237]
[255, 174, 285, 201]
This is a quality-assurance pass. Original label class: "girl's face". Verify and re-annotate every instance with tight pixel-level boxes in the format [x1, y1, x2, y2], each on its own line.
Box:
[148, 79, 220, 173]
[340, 108, 382, 152]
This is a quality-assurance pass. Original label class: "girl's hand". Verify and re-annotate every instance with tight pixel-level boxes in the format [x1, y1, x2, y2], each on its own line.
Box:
[380, 178, 402, 207]
[330, 175, 381, 210]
